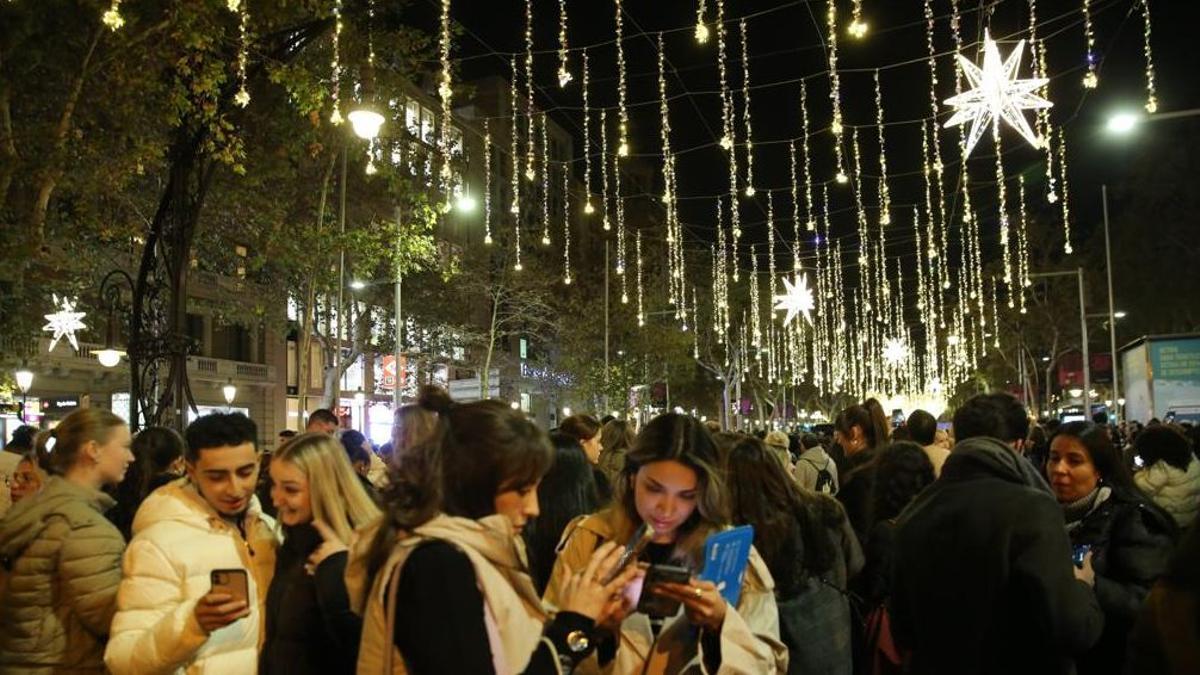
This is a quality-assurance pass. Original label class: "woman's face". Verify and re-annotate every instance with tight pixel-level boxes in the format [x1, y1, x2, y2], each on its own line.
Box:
[634, 460, 699, 543]
[1047, 435, 1100, 503]
[493, 481, 540, 533]
[10, 459, 43, 503]
[270, 458, 313, 527]
[95, 426, 134, 486]
[582, 432, 602, 464]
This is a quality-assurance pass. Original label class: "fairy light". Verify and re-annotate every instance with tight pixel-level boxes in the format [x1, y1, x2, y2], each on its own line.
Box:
[740, 19, 756, 197]
[509, 58, 521, 218]
[615, 0, 630, 157]
[788, 142, 801, 271]
[1016, 175, 1031, 314]
[1082, 0, 1098, 88]
[695, 0, 710, 43]
[600, 108, 611, 231]
[560, 163, 572, 283]
[658, 32, 679, 307]
[1029, 0, 1058, 204]
[923, 0, 949, 288]
[849, 0, 868, 39]
[557, 0, 572, 87]
[437, 0, 453, 181]
[851, 128, 869, 277]
[1141, 0, 1158, 113]
[874, 70, 891, 226]
[800, 81, 816, 235]
[716, 0, 735, 152]
[524, 0, 536, 181]
[750, 245, 762, 348]
[615, 152, 626, 278]
[1059, 135, 1074, 254]
[582, 51, 595, 215]
[329, 0, 344, 125]
[636, 230, 644, 325]
[232, 1, 250, 107]
[102, 0, 125, 30]
[540, 114, 551, 246]
[994, 125, 1014, 307]
[767, 191, 779, 311]
[483, 120, 493, 245]
[826, 0, 847, 183]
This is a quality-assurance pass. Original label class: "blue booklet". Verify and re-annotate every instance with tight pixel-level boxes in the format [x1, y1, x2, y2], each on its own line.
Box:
[698, 525, 755, 606]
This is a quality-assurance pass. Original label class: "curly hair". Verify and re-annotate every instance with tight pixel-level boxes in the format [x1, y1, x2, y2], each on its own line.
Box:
[869, 441, 935, 526]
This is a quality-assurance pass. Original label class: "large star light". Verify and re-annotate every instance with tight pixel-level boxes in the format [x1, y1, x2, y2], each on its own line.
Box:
[883, 338, 909, 366]
[774, 273, 816, 326]
[43, 294, 87, 353]
[943, 30, 1052, 158]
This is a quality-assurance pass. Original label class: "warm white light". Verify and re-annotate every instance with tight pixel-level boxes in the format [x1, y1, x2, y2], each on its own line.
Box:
[14, 369, 33, 394]
[96, 349, 124, 368]
[835, 172, 848, 184]
[350, 280, 367, 290]
[456, 192, 477, 213]
[1114, 310, 1127, 319]
[848, 19, 868, 39]
[584, 201, 595, 215]
[1118, 398, 1126, 406]
[222, 382, 237, 405]
[43, 295, 87, 353]
[883, 338, 909, 365]
[511, 400, 520, 410]
[617, 141, 629, 157]
[1068, 388, 1083, 398]
[773, 273, 817, 326]
[1106, 113, 1139, 134]
[562, 407, 572, 417]
[557, 67, 573, 88]
[695, 23, 710, 43]
[347, 107, 385, 140]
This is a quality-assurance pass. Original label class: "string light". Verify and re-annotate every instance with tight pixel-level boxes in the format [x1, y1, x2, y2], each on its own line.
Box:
[848, 0, 868, 39]
[788, 142, 801, 271]
[524, 0, 536, 181]
[800, 80, 816, 234]
[851, 128, 869, 279]
[582, 51, 595, 215]
[1082, 0, 1098, 88]
[438, 0, 453, 181]
[658, 32, 681, 309]
[615, 0, 630, 157]
[716, 0, 735, 152]
[874, 70, 891, 226]
[540, 113, 551, 246]
[483, 120, 492, 245]
[826, 0, 847, 183]
[740, 19, 755, 197]
[767, 191, 779, 314]
[695, 0, 710, 43]
[1029, 0, 1058, 204]
[636, 230, 644, 325]
[615, 151, 626, 279]
[329, 0, 343, 124]
[102, 0, 125, 31]
[509, 58, 521, 218]
[923, 0, 949, 289]
[1059, 134, 1074, 254]
[600, 108, 611, 231]
[557, 0, 572, 87]
[563, 163, 572, 283]
[232, 1, 250, 107]
[994, 124, 1014, 307]
[1141, 0, 1158, 113]
[750, 244, 762, 348]
[1017, 174, 1031, 314]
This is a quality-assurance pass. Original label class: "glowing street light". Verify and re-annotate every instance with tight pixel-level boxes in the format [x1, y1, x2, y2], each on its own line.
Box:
[348, 105, 385, 140]
[222, 380, 237, 405]
[1106, 112, 1140, 135]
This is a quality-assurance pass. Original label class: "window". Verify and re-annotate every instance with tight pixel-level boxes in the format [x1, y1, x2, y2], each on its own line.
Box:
[420, 106, 436, 145]
[448, 126, 464, 159]
[406, 100, 421, 137]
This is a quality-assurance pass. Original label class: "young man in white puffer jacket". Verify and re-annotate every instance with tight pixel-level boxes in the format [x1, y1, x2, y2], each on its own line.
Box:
[105, 413, 279, 675]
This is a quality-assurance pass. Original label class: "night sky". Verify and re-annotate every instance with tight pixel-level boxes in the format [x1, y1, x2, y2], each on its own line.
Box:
[411, 0, 1200, 297]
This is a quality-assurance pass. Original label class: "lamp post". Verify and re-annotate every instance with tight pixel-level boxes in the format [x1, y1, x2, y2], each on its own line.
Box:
[222, 379, 237, 410]
[1029, 269, 1090, 419]
[14, 368, 33, 423]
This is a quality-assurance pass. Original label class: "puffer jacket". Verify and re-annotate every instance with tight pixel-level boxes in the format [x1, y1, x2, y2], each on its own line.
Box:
[104, 479, 278, 675]
[545, 512, 789, 674]
[1135, 458, 1200, 528]
[0, 476, 125, 674]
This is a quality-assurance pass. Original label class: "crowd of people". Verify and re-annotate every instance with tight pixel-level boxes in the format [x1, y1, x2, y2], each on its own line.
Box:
[1, 388, 1199, 674]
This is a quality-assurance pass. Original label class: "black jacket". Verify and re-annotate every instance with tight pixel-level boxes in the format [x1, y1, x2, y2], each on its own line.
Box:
[1066, 487, 1176, 675]
[890, 437, 1104, 675]
[837, 448, 878, 543]
[260, 523, 362, 675]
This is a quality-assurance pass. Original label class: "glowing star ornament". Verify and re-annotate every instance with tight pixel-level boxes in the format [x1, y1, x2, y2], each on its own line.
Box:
[773, 274, 816, 326]
[943, 30, 1053, 158]
[883, 338, 908, 365]
[44, 295, 87, 352]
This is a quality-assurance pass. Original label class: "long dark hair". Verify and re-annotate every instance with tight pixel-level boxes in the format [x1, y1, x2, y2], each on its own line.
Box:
[725, 436, 843, 599]
[869, 442, 935, 526]
[367, 386, 554, 583]
[523, 434, 600, 595]
[124, 427, 184, 501]
[862, 398, 891, 449]
[835, 405, 880, 451]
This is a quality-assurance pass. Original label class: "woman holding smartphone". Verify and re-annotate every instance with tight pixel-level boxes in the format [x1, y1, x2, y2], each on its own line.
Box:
[259, 432, 381, 674]
[546, 413, 787, 674]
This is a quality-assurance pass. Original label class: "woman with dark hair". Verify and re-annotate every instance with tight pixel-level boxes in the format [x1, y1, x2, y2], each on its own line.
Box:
[547, 414, 787, 673]
[862, 398, 892, 450]
[1133, 425, 1200, 528]
[725, 436, 862, 675]
[523, 434, 600, 595]
[559, 414, 611, 501]
[347, 386, 639, 673]
[1048, 421, 1177, 675]
[834, 405, 884, 541]
[1125, 520, 1200, 674]
[597, 419, 636, 487]
[858, 442, 935, 608]
[110, 426, 185, 539]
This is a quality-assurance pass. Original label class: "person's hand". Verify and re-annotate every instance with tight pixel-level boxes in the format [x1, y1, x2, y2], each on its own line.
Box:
[306, 519, 348, 575]
[1074, 551, 1096, 587]
[596, 564, 646, 633]
[557, 542, 643, 622]
[194, 592, 249, 634]
[654, 578, 728, 631]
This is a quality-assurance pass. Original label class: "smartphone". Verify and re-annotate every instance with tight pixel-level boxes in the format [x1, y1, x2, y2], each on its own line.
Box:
[602, 523, 653, 585]
[636, 564, 692, 618]
[210, 568, 250, 605]
[1072, 544, 1092, 568]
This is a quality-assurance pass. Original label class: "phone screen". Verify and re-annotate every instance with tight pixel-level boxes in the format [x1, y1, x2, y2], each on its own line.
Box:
[1072, 544, 1091, 568]
[636, 564, 691, 618]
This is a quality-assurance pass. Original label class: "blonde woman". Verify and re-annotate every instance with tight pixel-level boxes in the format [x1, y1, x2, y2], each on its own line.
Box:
[547, 413, 788, 673]
[260, 432, 381, 675]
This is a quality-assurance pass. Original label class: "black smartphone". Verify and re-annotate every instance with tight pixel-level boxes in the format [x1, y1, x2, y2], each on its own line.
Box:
[602, 523, 653, 585]
[1072, 544, 1092, 568]
[636, 564, 692, 618]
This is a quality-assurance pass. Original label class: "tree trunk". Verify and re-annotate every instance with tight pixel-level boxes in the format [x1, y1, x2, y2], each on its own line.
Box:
[0, 50, 19, 212]
[481, 291, 499, 399]
[297, 153, 337, 417]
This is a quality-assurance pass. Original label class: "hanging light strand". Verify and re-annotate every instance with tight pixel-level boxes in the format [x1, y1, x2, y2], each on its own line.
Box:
[483, 120, 492, 245]
[874, 70, 892, 226]
[657, 32, 679, 307]
[716, 0, 735, 152]
[923, 0, 949, 288]
[524, 0, 536, 181]
[827, 0, 847, 183]
[994, 125, 1014, 307]
[540, 113, 551, 246]
[582, 51, 595, 214]
[438, 0, 453, 180]
[615, 0, 630, 157]
[233, 1, 250, 107]
[1059, 134, 1074, 254]
[557, 0, 572, 87]
[788, 141, 801, 271]
[849, 0, 868, 39]
[102, 0, 125, 30]
[1141, 0, 1158, 112]
[1082, 0, 1098, 88]
[800, 80, 816, 233]
[695, 0, 710, 43]
[329, 0, 343, 124]
[740, 19, 756, 197]
[1016, 174, 1031, 314]
[509, 58, 522, 271]
[600, 108, 611, 231]
[1029, 0, 1058, 204]
[636, 229, 644, 325]
[615, 152, 626, 278]
[750, 244, 762, 348]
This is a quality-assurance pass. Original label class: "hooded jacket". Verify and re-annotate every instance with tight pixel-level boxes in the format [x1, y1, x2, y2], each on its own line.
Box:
[793, 446, 840, 495]
[1134, 457, 1200, 528]
[103, 479, 278, 675]
[0, 476, 124, 674]
[891, 436, 1105, 675]
[545, 512, 789, 674]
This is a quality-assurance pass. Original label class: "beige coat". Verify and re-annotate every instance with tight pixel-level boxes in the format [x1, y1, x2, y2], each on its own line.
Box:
[348, 513, 558, 675]
[546, 513, 789, 674]
[0, 476, 125, 674]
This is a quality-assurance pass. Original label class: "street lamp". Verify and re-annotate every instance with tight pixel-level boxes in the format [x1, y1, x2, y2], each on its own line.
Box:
[14, 368, 33, 423]
[1106, 112, 1140, 134]
[348, 104, 385, 140]
[455, 188, 477, 213]
[222, 380, 237, 406]
[349, 279, 367, 291]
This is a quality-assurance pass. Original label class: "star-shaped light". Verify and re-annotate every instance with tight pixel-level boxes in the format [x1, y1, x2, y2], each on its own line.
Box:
[882, 338, 909, 366]
[43, 294, 87, 353]
[773, 273, 816, 326]
[943, 30, 1052, 158]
